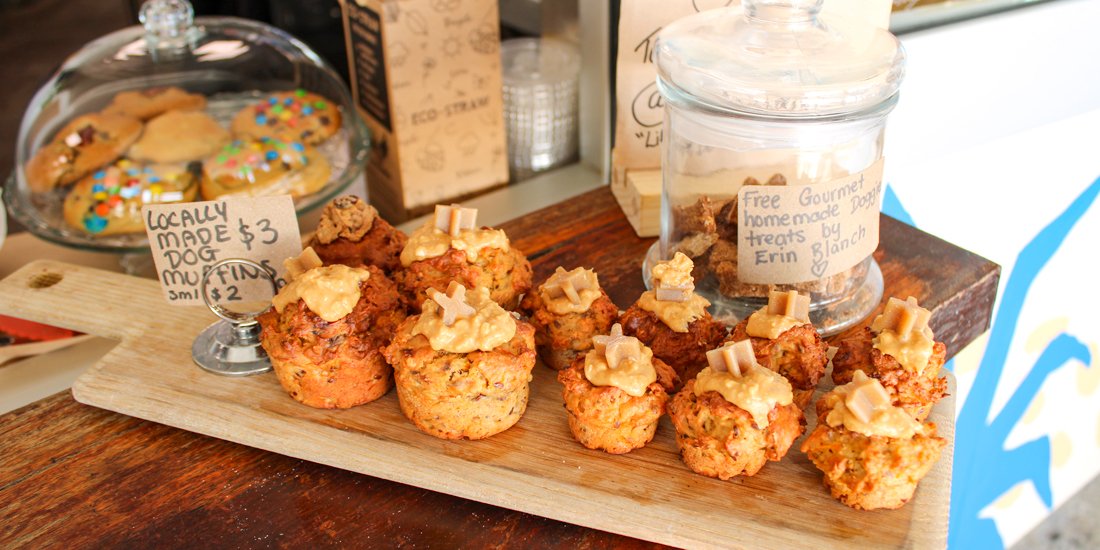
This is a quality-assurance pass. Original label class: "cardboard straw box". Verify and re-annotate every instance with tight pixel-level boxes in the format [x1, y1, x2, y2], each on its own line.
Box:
[340, 0, 509, 222]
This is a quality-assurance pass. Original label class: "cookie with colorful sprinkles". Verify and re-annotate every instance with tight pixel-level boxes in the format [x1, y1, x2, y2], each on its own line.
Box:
[200, 137, 331, 200]
[63, 159, 200, 236]
[231, 89, 341, 146]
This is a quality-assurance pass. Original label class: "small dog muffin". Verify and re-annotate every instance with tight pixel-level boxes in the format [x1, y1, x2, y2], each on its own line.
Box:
[620, 252, 726, 387]
[25, 113, 143, 192]
[396, 204, 532, 311]
[232, 90, 342, 145]
[832, 296, 947, 421]
[103, 86, 206, 120]
[128, 110, 230, 163]
[558, 323, 678, 454]
[384, 283, 537, 440]
[520, 266, 619, 370]
[308, 195, 407, 274]
[668, 340, 804, 480]
[258, 248, 406, 409]
[727, 290, 828, 409]
[63, 159, 200, 236]
[200, 137, 331, 200]
[802, 371, 946, 510]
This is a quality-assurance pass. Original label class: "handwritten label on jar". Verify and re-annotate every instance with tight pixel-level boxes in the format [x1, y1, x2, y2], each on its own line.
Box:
[737, 159, 883, 284]
[143, 196, 302, 305]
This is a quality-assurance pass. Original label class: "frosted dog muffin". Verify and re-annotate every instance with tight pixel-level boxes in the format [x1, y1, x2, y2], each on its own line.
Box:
[384, 282, 537, 440]
[558, 323, 678, 454]
[727, 290, 828, 409]
[802, 371, 946, 510]
[308, 195, 408, 274]
[620, 252, 727, 387]
[668, 340, 805, 480]
[520, 266, 619, 370]
[258, 248, 406, 409]
[832, 296, 947, 421]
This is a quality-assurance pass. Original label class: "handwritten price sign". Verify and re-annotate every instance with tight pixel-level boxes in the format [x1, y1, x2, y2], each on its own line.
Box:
[143, 196, 302, 305]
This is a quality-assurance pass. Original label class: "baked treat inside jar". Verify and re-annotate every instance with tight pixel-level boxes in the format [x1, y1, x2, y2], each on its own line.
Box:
[559, 323, 677, 454]
[384, 282, 537, 440]
[396, 204, 532, 311]
[127, 110, 231, 164]
[103, 86, 206, 120]
[831, 296, 947, 421]
[25, 113, 143, 193]
[257, 248, 406, 409]
[727, 290, 828, 409]
[519, 266, 619, 370]
[620, 252, 727, 388]
[801, 371, 946, 510]
[232, 90, 342, 146]
[668, 340, 804, 480]
[201, 137, 331, 200]
[63, 159, 200, 236]
[308, 195, 407, 274]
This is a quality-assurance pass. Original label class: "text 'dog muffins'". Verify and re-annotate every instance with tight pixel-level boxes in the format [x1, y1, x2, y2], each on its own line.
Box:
[384, 282, 536, 440]
[558, 323, 677, 454]
[397, 204, 532, 311]
[668, 340, 805, 480]
[521, 266, 619, 371]
[257, 247, 406, 409]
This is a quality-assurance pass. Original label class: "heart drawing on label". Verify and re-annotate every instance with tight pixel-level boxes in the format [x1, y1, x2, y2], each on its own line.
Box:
[811, 260, 828, 279]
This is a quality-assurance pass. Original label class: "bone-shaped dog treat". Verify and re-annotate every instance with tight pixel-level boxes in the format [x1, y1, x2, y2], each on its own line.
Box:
[429, 281, 476, 326]
[705, 340, 756, 377]
[544, 266, 593, 305]
[871, 296, 931, 340]
[766, 290, 810, 323]
[845, 372, 893, 424]
[592, 323, 642, 370]
[433, 204, 478, 237]
[283, 246, 323, 281]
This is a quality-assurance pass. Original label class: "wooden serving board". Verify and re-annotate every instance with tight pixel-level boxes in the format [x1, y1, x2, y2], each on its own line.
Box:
[0, 188, 997, 549]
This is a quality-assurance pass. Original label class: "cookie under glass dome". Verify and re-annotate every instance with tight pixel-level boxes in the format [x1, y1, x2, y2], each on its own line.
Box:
[4, 0, 368, 253]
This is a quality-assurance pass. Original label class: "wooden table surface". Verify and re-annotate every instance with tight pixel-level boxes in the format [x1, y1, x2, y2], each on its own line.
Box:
[0, 187, 999, 548]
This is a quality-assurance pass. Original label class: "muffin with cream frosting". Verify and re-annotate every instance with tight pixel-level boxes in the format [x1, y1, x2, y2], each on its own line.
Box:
[558, 323, 678, 454]
[727, 290, 828, 409]
[308, 195, 408, 274]
[831, 296, 947, 421]
[396, 204, 532, 311]
[620, 252, 727, 388]
[257, 247, 406, 409]
[384, 282, 537, 440]
[801, 371, 946, 510]
[520, 266, 619, 370]
[667, 340, 805, 480]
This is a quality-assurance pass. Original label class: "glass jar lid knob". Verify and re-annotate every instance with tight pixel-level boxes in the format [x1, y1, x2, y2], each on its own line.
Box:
[744, 0, 822, 23]
[140, 0, 196, 50]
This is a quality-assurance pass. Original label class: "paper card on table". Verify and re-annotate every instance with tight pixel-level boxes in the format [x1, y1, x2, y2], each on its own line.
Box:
[143, 196, 302, 306]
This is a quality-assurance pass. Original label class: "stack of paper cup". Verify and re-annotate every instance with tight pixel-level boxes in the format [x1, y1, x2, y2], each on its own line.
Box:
[501, 38, 580, 182]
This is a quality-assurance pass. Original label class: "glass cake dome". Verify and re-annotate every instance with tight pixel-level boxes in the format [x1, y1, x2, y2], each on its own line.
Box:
[4, 0, 369, 253]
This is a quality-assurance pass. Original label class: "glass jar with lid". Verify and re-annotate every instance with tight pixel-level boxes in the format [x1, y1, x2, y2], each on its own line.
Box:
[4, 0, 369, 254]
[648, 0, 905, 334]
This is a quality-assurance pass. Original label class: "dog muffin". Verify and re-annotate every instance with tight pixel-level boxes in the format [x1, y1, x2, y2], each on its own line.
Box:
[832, 296, 947, 421]
[25, 113, 142, 192]
[620, 252, 727, 387]
[384, 282, 537, 440]
[727, 290, 828, 409]
[201, 137, 330, 200]
[103, 86, 206, 120]
[558, 323, 678, 454]
[520, 266, 619, 370]
[668, 340, 804, 480]
[63, 159, 200, 236]
[308, 195, 407, 274]
[232, 90, 342, 145]
[127, 110, 230, 163]
[396, 204, 532, 311]
[802, 371, 946, 510]
[258, 248, 406, 409]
